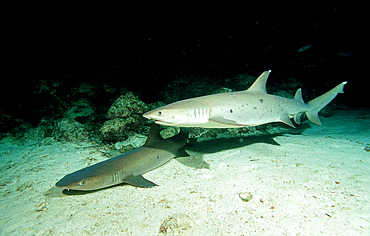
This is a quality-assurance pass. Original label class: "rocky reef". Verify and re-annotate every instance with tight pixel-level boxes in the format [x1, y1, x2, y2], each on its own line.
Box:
[99, 92, 149, 143]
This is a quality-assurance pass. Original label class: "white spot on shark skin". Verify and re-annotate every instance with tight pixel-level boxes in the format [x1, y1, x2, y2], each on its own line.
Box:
[143, 70, 346, 129]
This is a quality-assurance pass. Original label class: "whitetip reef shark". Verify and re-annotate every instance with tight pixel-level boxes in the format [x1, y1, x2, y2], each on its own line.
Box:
[56, 123, 189, 191]
[143, 70, 347, 128]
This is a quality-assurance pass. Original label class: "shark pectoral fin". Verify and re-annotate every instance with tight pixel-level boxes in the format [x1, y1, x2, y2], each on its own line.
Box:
[209, 117, 247, 126]
[123, 175, 158, 188]
[278, 115, 296, 128]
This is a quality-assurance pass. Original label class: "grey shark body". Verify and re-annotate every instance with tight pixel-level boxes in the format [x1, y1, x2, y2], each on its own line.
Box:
[56, 123, 188, 191]
[143, 70, 346, 128]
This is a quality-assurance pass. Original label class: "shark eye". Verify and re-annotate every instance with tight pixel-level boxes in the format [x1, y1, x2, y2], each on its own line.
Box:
[78, 181, 86, 186]
[157, 111, 162, 115]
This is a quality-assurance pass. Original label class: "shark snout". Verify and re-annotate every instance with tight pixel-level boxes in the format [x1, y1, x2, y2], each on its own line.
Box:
[142, 113, 150, 119]
[143, 110, 157, 120]
[143, 110, 166, 124]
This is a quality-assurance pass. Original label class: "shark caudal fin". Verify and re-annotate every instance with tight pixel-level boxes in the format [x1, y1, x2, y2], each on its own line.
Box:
[306, 82, 347, 125]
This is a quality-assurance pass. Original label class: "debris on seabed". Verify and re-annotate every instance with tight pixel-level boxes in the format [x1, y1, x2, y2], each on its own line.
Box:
[238, 192, 253, 202]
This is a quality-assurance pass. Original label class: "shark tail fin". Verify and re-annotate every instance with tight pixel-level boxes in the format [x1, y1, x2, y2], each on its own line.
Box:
[306, 82, 347, 125]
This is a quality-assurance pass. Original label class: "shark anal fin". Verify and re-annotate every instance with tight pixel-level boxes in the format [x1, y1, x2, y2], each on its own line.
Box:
[293, 113, 302, 124]
[123, 175, 158, 188]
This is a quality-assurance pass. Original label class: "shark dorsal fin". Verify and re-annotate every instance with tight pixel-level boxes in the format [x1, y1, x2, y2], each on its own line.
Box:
[144, 123, 163, 147]
[294, 88, 305, 103]
[246, 70, 271, 94]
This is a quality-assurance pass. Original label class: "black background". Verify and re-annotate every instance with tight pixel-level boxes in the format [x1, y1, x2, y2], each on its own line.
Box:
[4, 1, 365, 126]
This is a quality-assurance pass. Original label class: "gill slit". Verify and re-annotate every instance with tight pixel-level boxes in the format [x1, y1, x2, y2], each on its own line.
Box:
[112, 170, 122, 183]
[194, 108, 210, 120]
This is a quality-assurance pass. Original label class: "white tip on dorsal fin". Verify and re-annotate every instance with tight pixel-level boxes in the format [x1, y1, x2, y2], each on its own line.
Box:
[246, 70, 271, 93]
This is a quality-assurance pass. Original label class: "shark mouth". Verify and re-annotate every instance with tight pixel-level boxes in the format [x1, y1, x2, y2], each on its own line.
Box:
[154, 120, 175, 126]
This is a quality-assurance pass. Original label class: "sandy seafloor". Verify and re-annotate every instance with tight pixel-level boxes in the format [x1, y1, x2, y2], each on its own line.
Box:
[0, 109, 369, 236]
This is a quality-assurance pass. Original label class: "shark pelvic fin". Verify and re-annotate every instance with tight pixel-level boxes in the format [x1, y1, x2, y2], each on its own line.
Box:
[279, 115, 296, 128]
[175, 149, 190, 157]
